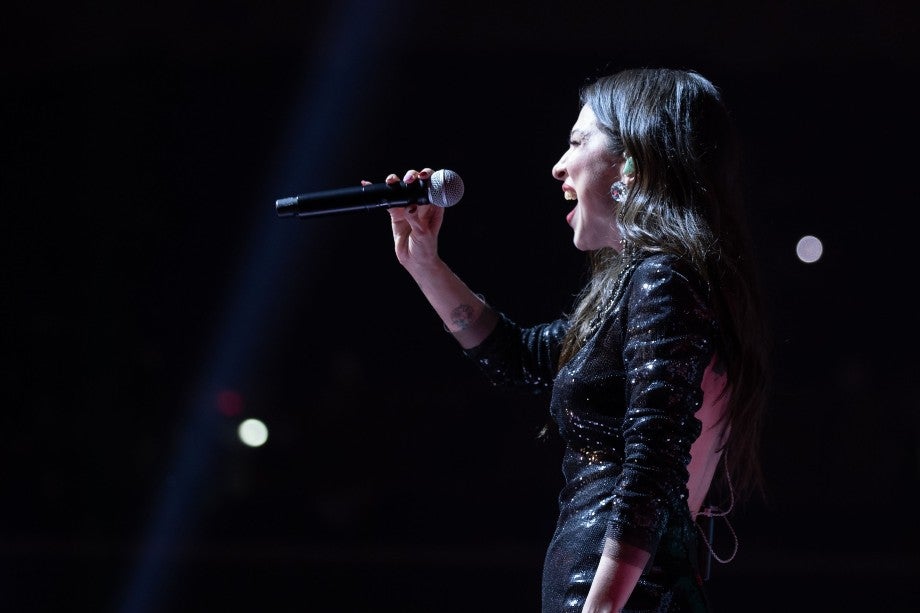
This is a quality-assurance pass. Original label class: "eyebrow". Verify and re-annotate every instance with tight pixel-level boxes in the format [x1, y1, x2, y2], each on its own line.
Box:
[570, 128, 589, 139]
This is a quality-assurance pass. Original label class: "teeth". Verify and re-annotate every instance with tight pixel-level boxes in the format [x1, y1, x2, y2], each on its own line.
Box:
[564, 192, 577, 201]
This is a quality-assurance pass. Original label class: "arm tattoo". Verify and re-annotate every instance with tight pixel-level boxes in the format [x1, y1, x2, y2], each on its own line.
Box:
[450, 303, 475, 330]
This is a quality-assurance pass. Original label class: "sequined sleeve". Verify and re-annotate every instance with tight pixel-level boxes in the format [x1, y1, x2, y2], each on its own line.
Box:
[462, 313, 568, 392]
[603, 256, 716, 557]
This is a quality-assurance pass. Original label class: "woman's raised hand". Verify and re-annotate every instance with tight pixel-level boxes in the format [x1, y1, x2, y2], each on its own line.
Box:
[365, 167, 494, 347]
[363, 167, 444, 275]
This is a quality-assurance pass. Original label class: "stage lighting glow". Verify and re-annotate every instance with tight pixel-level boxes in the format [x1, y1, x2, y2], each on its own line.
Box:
[117, 2, 395, 610]
[796, 235, 823, 263]
[238, 418, 269, 447]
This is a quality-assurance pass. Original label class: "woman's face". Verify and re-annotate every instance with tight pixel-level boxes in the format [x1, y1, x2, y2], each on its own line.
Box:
[552, 105, 623, 251]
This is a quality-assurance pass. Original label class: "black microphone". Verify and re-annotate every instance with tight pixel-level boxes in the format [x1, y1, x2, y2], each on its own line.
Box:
[276, 169, 464, 218]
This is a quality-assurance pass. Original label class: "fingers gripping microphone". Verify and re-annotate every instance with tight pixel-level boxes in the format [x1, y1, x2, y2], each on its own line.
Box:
[275, 169, 464, 218]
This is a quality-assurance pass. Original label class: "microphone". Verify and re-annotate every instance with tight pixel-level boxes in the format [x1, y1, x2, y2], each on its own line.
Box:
[276, 169, 464, 218]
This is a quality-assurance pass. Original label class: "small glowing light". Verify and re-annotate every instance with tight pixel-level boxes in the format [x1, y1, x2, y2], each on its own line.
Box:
[238, 418, 269, 447]
[217, 389, 244, 416]
[796, 235, 823, 263]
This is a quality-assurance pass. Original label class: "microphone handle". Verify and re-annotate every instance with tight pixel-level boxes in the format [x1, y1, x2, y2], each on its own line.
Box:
[276, 179, 431, 218]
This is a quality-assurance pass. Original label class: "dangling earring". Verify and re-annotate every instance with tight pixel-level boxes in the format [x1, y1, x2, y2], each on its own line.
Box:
[610, 181, 628, 204]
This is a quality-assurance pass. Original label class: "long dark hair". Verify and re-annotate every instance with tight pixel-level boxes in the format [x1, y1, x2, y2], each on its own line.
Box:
[559, 68, 771, 502]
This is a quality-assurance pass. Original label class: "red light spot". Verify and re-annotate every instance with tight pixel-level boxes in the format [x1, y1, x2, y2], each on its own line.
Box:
[217, 389, 244, 416]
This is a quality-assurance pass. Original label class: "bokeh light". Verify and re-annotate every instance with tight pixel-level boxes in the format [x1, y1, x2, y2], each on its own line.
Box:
[795, 235, 823, 263]
[238, 418, 269, 448]
[217, 389, 244, 416]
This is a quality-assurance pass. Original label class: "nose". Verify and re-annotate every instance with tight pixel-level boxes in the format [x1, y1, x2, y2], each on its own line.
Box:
[552, 153, 567, 180]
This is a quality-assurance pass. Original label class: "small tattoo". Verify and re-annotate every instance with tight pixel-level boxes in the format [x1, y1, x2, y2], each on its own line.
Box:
[450, 304, 474, 330]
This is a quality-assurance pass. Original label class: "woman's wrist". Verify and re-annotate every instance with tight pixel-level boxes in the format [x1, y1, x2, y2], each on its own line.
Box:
[403, 254, 446, 278]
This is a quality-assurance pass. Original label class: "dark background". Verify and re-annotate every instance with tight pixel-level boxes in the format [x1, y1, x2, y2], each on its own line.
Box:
[3, 1, 919, 611]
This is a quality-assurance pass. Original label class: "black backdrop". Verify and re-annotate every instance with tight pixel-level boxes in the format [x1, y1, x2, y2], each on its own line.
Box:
[3, 1, 919, 611]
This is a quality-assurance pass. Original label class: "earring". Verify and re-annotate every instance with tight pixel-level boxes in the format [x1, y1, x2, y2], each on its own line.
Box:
[610, 181, 628, 204]
[623, 155, 636, 176]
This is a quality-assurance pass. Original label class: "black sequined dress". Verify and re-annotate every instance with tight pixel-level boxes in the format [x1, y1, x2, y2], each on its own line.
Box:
[464, 254, 717, 612]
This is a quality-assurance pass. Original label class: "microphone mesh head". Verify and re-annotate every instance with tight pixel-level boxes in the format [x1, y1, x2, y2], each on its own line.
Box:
[429, 169, 464, 207]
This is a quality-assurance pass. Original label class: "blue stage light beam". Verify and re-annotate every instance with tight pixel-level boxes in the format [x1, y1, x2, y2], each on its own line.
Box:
[115, 2, 404, 611]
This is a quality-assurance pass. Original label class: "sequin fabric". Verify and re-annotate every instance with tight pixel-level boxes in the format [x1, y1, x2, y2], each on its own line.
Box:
[464, 254, 717, 612]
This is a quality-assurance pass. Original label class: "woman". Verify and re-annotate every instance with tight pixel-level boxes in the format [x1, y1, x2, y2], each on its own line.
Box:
[374, 68, 769, 612]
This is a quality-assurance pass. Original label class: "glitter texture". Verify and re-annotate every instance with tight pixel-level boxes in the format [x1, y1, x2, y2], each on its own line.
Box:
[464, 253, 717, 611]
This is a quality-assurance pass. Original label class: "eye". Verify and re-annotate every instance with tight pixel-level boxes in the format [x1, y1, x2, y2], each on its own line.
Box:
[569, 139, 581, 147]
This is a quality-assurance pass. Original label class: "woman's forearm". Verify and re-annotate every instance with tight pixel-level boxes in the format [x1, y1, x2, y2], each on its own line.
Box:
[405, 257, 498, 349]
[582, 540, 649, 613]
